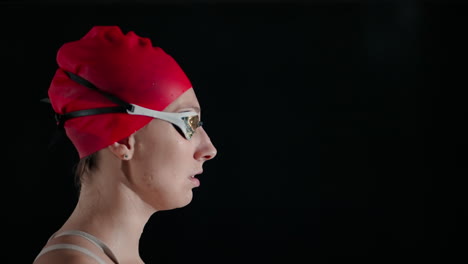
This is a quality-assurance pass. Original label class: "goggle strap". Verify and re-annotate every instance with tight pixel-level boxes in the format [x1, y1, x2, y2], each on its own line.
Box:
[55, 106, 128, 129]
[41, 71, 135, 151]
[64, 71, 134, 112]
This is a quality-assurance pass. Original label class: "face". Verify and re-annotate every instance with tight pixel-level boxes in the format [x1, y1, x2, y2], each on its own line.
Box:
[129, 88, 217, 210]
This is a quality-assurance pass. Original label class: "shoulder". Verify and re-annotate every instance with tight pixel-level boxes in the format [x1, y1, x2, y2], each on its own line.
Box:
[34, 247, 100, 264]
[33, 234, 112, 264]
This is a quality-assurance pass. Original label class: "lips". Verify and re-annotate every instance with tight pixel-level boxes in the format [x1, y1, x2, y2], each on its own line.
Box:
[189, 175, 200, 187]
[189, 171, 203, 187]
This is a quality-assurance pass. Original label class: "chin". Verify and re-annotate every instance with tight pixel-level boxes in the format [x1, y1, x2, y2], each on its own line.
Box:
[158, 192, 194, 211]
[177, 192, 194, 208]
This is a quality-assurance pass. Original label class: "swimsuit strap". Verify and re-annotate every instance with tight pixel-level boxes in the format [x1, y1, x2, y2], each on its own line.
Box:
[35, 230, 119, 264]
[34, 243, 107, 264]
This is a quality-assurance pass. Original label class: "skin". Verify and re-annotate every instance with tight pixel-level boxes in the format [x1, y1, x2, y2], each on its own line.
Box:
[34, 88, 217, 264]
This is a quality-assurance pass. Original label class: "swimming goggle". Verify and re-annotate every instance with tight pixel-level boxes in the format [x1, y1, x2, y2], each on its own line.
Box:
[44, 71, 203, 140]
[128, 104, 202, 140]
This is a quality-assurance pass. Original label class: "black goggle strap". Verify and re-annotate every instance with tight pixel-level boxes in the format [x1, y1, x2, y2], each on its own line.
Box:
[64, 71, 134, 112]
[41, 71, 135, 151]
[55, 106, 128, 129]
[53, 71, 135, 129]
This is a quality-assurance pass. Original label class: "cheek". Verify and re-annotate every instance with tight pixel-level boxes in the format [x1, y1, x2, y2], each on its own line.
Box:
[133, 130, 194, 209]
[140, 132, 187, 174]
[135, 122, 186, 170]
[138, 140, 181, 186]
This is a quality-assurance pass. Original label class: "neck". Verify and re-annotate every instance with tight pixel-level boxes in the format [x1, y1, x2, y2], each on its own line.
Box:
[59, 179, 155, 263]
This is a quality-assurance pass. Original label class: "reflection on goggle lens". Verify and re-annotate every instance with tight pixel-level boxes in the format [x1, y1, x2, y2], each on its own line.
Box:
[181, 115, 203, 139]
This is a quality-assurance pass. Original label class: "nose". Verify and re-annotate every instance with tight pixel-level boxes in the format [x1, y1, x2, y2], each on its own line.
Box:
[194, 127, 217, 161]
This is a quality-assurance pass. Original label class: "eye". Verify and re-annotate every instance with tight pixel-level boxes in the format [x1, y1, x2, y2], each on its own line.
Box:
[187, 115, 201, 130]
[180, 114, 202, 139]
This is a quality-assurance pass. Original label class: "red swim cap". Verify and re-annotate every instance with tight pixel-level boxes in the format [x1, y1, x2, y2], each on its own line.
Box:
[48, 26, 192, 158]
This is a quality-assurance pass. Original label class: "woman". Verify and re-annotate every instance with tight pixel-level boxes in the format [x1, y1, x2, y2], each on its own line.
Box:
[33, 25, 217, 264]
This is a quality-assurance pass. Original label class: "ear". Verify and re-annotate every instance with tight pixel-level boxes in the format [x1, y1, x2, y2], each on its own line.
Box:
[108, 133, 136, 160]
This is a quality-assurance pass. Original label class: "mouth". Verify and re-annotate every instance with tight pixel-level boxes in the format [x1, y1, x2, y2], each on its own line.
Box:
[189, 171, 203, 187]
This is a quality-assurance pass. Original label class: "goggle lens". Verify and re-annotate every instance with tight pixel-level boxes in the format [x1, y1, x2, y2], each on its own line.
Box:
[181, 115, 203, 139]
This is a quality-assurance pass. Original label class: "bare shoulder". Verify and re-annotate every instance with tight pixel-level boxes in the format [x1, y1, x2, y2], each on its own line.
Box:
[33, 248, 102, 264]
[33, 231, 113, 264]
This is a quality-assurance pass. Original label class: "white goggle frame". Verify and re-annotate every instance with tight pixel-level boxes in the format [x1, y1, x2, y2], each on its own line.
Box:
[127, 103, 201, 140]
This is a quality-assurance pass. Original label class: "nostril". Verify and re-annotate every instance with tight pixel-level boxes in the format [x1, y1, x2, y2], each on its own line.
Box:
[205, 149, 217, 160]
[195, 148, 217, 161]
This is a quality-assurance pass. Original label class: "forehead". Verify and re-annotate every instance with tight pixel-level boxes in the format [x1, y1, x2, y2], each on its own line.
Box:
[164, 88, 200, 112]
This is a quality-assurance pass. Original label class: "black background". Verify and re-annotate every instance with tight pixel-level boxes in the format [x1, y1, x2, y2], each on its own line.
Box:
[1, 0, 466, 263]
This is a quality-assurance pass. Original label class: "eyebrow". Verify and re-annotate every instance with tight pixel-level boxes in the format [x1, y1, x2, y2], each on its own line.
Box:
[178, 106, 201, 113]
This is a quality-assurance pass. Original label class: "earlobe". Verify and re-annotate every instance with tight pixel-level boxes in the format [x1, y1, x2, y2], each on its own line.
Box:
[108, 134, 136, 160]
